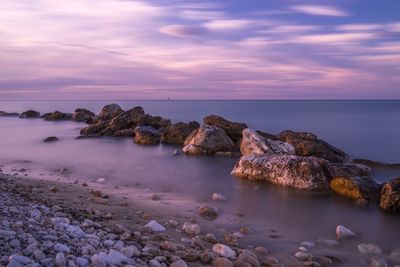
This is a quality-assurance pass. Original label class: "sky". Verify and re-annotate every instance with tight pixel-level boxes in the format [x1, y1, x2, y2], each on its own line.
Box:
[0, 0, 399, 100]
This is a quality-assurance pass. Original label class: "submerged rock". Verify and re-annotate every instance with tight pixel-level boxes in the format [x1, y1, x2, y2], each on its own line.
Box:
[19, 110, 40, 118]
[231, 155, 332, 190]
[380, 177, 400, 212]
[161, 121, 200, 145]
[71, 108, 95, 123]
[240, 128, 294, 156]
[42, 111, 72, 121]
[0, 111, 19, 117]
[335, 225, 356, 240]
[203, 115, 247, 142]
[277, 130, 349, 163]
[134, 126, 161, 145]
[183, 125, 234, 155]
[199, 205, 218, 220]
[43, 136, 59, 143]
[357, 243, 382, 256]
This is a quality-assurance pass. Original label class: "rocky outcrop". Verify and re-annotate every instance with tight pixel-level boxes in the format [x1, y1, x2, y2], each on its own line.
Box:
[353, 158, 400, 169]
[183, 125, 234, 155]
[80, 105, 171, 137]
[240, 128, 295, 156]
[42, 111, 72, 121]
[203, 115, 247, 142]
[19, 110, 40, 118]
[161, 121, 200, 145]
[71, 108, 95, 123]
[133, 126, 161, 145]
[330, 163, 371, 178]
[182, 144, 206, 155]
[95, 103, 124, 123]
[277, 130, 349, 163]
[231, 155, 332, 190]
[380, 177, 400, 212]
[0, 111, 19, 117]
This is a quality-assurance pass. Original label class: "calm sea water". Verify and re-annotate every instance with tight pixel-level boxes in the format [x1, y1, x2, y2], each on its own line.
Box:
[0, 100, 399, 263]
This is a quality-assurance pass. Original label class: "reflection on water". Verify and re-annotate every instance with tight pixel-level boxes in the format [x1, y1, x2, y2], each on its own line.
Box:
[0, 116, 399, 255]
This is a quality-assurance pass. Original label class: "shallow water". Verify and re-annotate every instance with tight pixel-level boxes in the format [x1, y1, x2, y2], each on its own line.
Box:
[0, 101, 400, 264]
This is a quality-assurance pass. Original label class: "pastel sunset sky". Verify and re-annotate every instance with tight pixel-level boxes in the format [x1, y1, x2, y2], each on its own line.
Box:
[0, 0, 399, 100]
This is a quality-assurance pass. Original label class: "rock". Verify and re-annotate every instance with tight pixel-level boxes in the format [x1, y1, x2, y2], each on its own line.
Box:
[294, 251, 313, 261]
[19, 110, 40, 118]
[122, 246, 141, 258]
[330, 163, 371, 177]
[0, 111, 19, 117]
[277, 130, 349, 163]
[172, 149, 180, 156]
[390, 247, 400, 263]
[233, 261, 251, 267]
[42, 111, 72, 121]
[304, 261, 321, 267]
[254, 247, 268, 255]
[55, 253, 66, 267]
[335, 225, 356, 240]
[357, 243, 382, 256]
[240, 129, 295, 156]
[237, 250, 259, 267]
[97, 103, 124, 122]
[212, 193, 227, 201]
[134, 126, 161, 145]
[317, 238, 340, 247]
[203, 115, 247, 142]
[370, 259, 388, 267]
[182, 144, 207, 156]
[152, 194, 161, 201]
[43, 136, 59, 143]
[171, 260, 188, 267]
[300, 241, 315, 248]
[182, 222, 201, 235]
[213, 257, 234, 267]
[34, 249, 46, 261]
[231, 155, 332, 190]
[161, 121, 200, 145]
[72, 108, 95, 123]
[54, 243, 71, 254]
[213, 243, 236, 259]
[199, 205, 218, 220]
[183, 125, 234, 155]
[145, 220, 166, 232]
[9, 239, 20, 248]
[380, 177, 400, 212]
[96, 178, 106, 183]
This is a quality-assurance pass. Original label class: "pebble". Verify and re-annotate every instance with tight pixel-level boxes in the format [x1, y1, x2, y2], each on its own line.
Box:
[182, 222, 201, 235]
[358, 243, 382, 256]
[171, 260, 188, 267]
[212, 193, 227, 201]
[335, 225, 356, 240]
[213, 257, 233, 267]
[55, 253, 66, 267]
[145, 220, 166, 232]
[96, 178, 106, 183]
[371, 259, 388, 267]
[199, 205, 218, 220]
[294, 251, 313, 261]
[213, 243, 237, 259]
[54, 243, 71, 254]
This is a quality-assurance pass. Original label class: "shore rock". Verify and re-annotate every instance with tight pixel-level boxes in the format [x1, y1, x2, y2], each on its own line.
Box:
[277, 130, 349, 163]
[42, 111, 72, 121]
[161, 121, 200, 145]
[330, 163, 371, 177]
[203, 115, 247, 142]
[72, 108, 95, 123]
[19, 110, 40, 118]
[199, 205, 218, 220]
[183, 125, 234, 155]
[96, 103, 124, 122]
[357, 243, 382, 256]
[335, 225, 356, 240]
[231, 155, 332, 190]
[213, 244, 236, 259]
[43, 136, 59, 143]
[380, 177, 400, 212]
[182, 144, 207, 156]
[353, 158, 400, 170]
[182, 222, 201, 235]
[240, 129, 294, 156]
[134, 126, 161, 145]
[0, 111, 19, 117]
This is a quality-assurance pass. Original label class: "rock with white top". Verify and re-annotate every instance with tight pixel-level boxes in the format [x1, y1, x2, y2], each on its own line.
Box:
[145, 220, 166, 232]
[213, 243, 236, 259]
[336, 225, 356, 240]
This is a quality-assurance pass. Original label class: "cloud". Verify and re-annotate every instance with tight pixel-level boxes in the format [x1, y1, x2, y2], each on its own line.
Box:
[159, 25, 208, 37]
[203, 19, 251, 31]
[337, 24, 382, 31]
[291, 33, 375, 44]
[291, 5, 349, 17]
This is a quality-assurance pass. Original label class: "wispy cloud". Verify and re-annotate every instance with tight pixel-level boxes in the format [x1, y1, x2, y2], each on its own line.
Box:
[159, 25, 208, 38]
[291, 5, 349, 17]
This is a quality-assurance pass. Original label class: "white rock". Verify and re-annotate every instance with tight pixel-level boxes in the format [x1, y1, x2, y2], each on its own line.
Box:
[358, 243, 382, 256]
[294, 251, 313, 261]
[298, 246, 308, 252]
[213, 243, 236, 259]
[300, 241, 315, 248]
[336, 225, 356, 240]
[182, 222, 201, 235]
[96, 178, 106, 183]
[145, 220, 166, 232]
[172, 150, 180, 156]
[212, 193, 227, 201]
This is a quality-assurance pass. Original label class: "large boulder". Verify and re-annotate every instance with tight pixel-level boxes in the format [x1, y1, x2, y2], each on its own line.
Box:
[161, 121, 200, 145]
[95, 103, 124, 122]
[231, 155, 332, 190]
[0, 111, 19, 117]
[183, 125, 234, 155]
[19, 110, 40, 118]
[42, 111, 72, 121]
[203, 115, 247, 142]
[277, 130, 349, 163]
[134, 126, 161, 145]
[380, 177, 400, 212]
[72, 108, 95, 123]
[330, 163, 371, 177]
[240, 128, 295, 156]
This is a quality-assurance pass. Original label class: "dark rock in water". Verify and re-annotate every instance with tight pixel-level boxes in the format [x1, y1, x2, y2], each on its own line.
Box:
[134, 126, 161, 145]
[80, 105, 170, 137]
[42, 111, 72, 121]
[71, 108, 95, 123]
[161, 121, 200, 145]
[0, 111, 19, 117]
[43, 136, 59, 143]
[277, 130, 349, 163]
[380, 177, 400, 212]
[19, 110, 40, 118]
[231, 155, 332, 190]
[199, 205, 218, 220]
[353, 158, 400, 169]
[330, 163, 371, 177]
[240, 128, 295, 156]
[95, 103, 124, 123]
[183, 125, 234, 155]
[203, 115, 247, 142]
